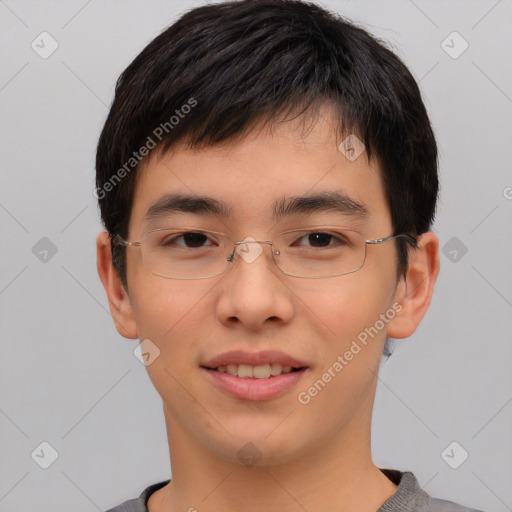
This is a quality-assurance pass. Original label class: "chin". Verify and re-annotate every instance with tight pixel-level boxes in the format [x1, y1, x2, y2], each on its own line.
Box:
[201, 423, 312, 468]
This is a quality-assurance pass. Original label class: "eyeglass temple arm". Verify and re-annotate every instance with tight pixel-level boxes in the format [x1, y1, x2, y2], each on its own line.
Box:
[365, 233, 416, 245]
[110, 234, 141, 247]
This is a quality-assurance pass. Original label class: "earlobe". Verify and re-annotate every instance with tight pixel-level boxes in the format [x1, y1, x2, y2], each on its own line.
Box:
[387, 232, 440, 339]
[96, 231, 139, 339]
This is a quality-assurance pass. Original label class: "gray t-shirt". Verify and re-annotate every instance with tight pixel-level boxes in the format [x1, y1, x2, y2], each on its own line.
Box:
[105, 469, 484, 511]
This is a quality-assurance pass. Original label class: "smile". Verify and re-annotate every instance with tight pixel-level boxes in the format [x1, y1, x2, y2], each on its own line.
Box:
[201, 350, 309, 400]
[215, 363, 300, 379]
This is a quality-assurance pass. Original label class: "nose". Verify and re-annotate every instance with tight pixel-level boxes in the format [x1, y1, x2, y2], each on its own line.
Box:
[215, 239, 294, 332]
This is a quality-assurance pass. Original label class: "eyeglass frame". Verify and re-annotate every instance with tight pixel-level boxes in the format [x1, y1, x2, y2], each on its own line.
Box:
[111, 227, 416, 280]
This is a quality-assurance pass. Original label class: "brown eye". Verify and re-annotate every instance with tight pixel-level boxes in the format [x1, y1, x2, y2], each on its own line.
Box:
[291, 231, 348, 248]
[180, 232, 210, 248]
[162, 232, 214, 248]
[306, 232, 333, 247]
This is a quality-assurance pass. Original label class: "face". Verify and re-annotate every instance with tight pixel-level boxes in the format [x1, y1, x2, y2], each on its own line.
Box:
[113, 107, 410, 466]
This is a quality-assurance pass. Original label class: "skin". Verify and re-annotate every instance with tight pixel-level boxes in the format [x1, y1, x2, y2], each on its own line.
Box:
[97, 105, 439, 512]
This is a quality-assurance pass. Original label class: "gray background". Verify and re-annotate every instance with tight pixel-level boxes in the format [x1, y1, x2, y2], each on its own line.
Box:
[1, 1, 511, 510]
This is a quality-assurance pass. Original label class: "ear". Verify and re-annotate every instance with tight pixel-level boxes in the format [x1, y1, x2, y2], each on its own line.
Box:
[96, 231, 138, 339]
[387, 232, 440, 339]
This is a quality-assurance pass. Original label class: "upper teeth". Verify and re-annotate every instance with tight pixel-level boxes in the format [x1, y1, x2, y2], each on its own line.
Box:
[216, 363, 293, 379]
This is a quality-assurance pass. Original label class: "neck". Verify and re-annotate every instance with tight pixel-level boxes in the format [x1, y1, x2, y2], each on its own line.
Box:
[148, 405, 397, 512]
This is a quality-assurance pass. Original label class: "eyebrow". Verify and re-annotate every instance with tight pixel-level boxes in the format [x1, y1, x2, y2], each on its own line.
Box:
[272, 191, 368, 219]
[144, 194, 233, 221]
[144, 191, 368, 222]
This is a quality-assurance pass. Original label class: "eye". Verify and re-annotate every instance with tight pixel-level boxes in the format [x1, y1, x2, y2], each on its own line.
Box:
[291, 231, 348, 248]
[162, 231, 216, 248]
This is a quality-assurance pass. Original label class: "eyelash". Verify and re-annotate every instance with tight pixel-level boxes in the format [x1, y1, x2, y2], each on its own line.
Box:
[161, 230, 348, 249]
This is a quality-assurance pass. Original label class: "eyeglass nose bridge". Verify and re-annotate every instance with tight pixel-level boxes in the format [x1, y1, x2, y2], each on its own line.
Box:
[227, 239, 280, 264]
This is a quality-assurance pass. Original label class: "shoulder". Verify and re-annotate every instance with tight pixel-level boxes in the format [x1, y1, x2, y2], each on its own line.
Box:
[379, 469, 485, 512]
[105, 480, 170, 512]
[428, 497, 485, 512]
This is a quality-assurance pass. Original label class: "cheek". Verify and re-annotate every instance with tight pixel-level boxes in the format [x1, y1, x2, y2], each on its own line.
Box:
[129, 274, 212, 352]
[128, 279, 213, 405]
[294, 274, 396, 424]
[293, 268, 396, 353]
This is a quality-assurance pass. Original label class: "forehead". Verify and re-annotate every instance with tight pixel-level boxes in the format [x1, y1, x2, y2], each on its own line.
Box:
[129, 107, 390, 233]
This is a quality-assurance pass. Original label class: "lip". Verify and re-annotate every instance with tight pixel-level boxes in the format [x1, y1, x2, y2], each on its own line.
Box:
[202, 350, 307, 369]
[203, 367, 308, 401]
[201, 350, 309, 401]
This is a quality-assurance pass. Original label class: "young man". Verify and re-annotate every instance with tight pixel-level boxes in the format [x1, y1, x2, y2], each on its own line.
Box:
[95, 1, 483, 510]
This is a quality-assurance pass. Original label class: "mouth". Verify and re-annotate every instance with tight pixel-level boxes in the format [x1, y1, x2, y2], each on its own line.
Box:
[201, 351, 309, 401]
[207, 363, 303, 379]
